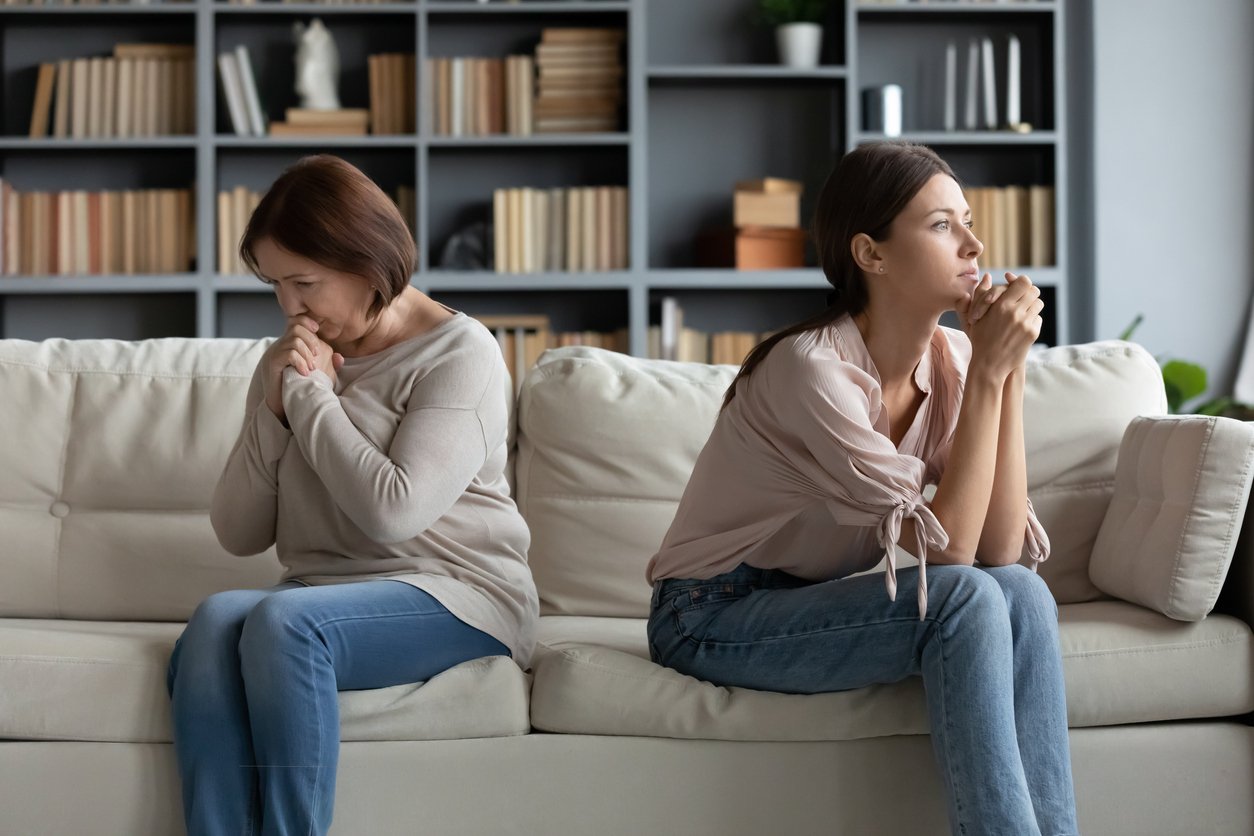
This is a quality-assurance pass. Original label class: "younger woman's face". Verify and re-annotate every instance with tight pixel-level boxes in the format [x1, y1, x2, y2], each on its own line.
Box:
[879, 173, 984, 310]
[252, 236, 378, 347]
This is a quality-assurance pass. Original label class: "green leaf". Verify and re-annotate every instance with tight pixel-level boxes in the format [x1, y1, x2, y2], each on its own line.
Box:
[1196, 396, 1235, 417]
[1161, 360, 1207, 413]
[755, 0, 830, 26]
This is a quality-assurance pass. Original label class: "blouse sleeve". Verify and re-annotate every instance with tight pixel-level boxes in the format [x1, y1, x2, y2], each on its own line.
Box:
[771, 344, 949, 618]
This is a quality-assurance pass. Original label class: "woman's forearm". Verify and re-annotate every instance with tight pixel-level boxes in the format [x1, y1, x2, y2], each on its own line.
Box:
[975, 367, 1030, 565]
[917, 363, 1006, 565]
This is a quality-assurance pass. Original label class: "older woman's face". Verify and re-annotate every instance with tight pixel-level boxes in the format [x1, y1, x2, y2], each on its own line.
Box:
[252, 236, 377, 345]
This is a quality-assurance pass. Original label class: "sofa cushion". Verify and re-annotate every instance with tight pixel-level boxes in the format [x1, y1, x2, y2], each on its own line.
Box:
[0, 339, 283, 621]
[529, 601, 1253, 739]
[1019, 342, 1167, 603]
[517, 342, 1166, 619]
[1089, 415, 1254, 621]
[517, 349, 737, 617]
[0, 619, 530, 743]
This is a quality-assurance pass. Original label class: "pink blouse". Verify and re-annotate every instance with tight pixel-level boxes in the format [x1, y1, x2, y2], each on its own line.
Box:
[645, 314, 1050, 619]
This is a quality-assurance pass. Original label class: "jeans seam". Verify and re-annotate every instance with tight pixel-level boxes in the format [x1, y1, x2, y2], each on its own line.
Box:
[677, 610, 944, 648]
[304, 622, 326, 836]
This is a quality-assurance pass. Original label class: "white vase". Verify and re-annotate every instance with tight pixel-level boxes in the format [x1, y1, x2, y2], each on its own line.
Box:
[776, 23, 823, 69]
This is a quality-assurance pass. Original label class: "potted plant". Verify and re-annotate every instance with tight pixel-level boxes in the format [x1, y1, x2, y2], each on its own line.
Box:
[756, 0, 830, 69]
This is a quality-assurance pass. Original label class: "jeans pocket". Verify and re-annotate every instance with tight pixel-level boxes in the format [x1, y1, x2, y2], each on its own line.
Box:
[669, 582, 753, 639]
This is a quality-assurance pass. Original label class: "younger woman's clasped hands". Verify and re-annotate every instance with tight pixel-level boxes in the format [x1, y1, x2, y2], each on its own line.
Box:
[955, 271, 1044, 377]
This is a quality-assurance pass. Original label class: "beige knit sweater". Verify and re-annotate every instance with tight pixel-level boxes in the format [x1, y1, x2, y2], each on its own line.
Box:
[210, 312, 538, 666]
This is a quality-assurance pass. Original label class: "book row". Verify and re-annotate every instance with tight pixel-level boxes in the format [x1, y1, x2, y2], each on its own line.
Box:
[29, 44, 194, 139]
[217, 184, 415, 275]
[963, 185, 1055, 271]
[652, 296, 767, 365]
[492, 186, 629, 275]
[0, 185, 195, 276]
[474, 315, 629, 394]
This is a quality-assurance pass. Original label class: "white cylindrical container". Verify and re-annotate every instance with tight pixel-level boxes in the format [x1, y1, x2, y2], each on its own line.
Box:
[862, 84, 903, 137]
[776, 23, 823, 69]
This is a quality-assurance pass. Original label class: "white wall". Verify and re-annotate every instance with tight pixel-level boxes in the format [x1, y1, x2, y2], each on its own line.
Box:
[1089, 0, 1254, 400]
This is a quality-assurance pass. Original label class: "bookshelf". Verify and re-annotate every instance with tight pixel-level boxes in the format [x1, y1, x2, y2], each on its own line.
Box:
[0, 0, 1070, 353]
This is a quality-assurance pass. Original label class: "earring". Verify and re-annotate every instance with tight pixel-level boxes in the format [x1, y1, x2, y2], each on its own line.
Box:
[879, 266, 885, 273]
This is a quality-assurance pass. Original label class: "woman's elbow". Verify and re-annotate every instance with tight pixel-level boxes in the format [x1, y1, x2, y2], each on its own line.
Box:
[210, 510, 273, 557]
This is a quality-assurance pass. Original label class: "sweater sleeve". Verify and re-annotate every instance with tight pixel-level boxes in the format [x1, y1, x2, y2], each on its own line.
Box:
[773, 345, 949, 617]
[210, 363, 292, 557]
[280, 366, 490, 545]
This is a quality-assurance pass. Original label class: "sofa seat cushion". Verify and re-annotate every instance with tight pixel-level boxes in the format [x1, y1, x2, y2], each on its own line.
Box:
[530, 601, 1254, 740]
[0, 619, 531, 743]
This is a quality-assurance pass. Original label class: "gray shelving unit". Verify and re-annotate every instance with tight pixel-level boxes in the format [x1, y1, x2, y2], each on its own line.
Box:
[0, 0, 1069, 351]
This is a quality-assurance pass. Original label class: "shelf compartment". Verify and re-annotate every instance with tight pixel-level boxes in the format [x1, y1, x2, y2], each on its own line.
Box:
[647, 0, 845, 68]
[857, 11, 1056, 133]
[0, 290, 195, 339]
[426, 8, 628, 55]
[425, 144, 627, 272]
[647, 79, 840, 269]
[216, 147, 417, 276]
[215, 11, 416, 137]
[1, 12, 195, 138]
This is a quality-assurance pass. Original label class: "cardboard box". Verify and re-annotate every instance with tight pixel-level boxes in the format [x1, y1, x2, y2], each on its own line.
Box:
[696, 226, 808, 270]
[733, 190, 801, 229]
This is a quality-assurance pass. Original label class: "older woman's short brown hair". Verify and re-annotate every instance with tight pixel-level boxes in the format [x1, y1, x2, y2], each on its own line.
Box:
[240, 155, 416, 319]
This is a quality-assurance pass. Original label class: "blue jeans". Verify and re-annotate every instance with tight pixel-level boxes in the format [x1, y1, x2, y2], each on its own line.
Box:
[648, 562, 1078, 836]
[166, 579, 509, 836]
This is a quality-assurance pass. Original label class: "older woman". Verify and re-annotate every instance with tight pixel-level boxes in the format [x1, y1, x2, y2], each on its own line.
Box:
[167, 155, 537, 836]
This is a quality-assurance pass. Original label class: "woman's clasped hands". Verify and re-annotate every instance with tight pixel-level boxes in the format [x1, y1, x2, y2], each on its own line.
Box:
[955, 271, 1043, 379]
[263, 315, 345, 422]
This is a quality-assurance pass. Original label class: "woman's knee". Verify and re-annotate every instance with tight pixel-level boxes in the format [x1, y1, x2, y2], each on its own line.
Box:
[927, 564, 1010, 625]
[170, 591, 260, 694]
[238, 591, 319, 665]
[982, 563, 1058, 617]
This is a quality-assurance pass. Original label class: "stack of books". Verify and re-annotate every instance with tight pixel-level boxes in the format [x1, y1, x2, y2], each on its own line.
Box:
[1, 185, 194, 276]
[491, 185, 629, 274]
[367, 53, 416, 135]
[269, 108, 370, 137]
[29, 43, 194, 139]
[534, 27, 624, 134]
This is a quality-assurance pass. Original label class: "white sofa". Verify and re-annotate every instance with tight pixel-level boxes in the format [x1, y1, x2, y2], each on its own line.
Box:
[1, 336, 1252, 836]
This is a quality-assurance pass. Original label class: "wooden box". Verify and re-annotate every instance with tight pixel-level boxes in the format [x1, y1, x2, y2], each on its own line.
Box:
[696, 226, 808, 270]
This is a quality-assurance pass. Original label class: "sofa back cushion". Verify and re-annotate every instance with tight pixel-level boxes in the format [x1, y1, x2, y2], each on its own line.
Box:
[0, 338, 282, 620]
[1021, 341, 1168, 603]
[517, 341, 1167, 618]
[516, 348, 738, 616]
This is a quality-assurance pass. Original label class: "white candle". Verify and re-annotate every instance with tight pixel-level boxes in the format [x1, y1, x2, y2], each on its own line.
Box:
[964, 39, 979, 131]
[1007, 34, 1021, 127]
[944, 41, 956, 131]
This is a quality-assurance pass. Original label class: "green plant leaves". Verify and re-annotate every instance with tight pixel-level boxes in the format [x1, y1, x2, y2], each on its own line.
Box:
[755, 0, 830, 26]
[1161, 359, 1207, 414]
